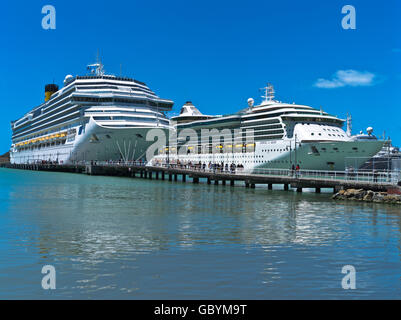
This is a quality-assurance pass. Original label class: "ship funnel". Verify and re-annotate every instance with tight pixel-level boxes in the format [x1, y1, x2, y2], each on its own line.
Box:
[45, 84, 58, 102]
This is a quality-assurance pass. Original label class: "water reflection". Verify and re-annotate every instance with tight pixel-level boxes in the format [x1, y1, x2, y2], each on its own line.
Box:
[1, 168, 400, 298]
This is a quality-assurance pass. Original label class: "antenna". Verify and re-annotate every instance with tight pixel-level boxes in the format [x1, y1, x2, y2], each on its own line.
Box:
[87, 50, 105, 76]
[260, 83, 275, 103]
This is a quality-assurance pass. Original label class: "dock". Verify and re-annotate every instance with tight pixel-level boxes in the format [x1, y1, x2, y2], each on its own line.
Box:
[2, 162, 400, 193]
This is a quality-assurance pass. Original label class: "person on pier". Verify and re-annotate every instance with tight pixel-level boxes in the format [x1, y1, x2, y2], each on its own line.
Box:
[295, 164, 300, 178]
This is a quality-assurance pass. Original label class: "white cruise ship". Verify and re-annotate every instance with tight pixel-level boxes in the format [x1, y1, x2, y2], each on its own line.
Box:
[10, 62, 173, 164]
[151, 84, 384, 171]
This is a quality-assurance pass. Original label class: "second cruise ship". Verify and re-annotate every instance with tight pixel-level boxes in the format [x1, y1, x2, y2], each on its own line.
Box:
[10, 61, 173, 164]
[151, 84, 384, 171]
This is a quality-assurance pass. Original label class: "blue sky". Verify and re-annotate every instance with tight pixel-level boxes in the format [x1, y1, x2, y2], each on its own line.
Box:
[0, 0, 400, 153]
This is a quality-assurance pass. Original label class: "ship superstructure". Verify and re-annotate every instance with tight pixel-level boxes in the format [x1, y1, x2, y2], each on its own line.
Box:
[10, 62, 173, 164]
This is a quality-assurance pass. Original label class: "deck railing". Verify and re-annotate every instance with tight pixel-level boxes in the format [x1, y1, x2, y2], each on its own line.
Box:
[249, 168, 400, 185]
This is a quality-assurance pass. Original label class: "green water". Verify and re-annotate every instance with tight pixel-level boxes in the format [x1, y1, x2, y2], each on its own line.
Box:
[0, 168, 400, 299]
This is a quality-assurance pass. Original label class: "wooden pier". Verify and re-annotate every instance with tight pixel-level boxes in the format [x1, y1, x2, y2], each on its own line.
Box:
[2, 162, 399, 193]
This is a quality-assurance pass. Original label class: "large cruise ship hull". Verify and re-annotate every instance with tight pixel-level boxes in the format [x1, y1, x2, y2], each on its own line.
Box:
[10, 118, 168, 164]
[252, 140, 385, 171]
[151, 139, 384, 172]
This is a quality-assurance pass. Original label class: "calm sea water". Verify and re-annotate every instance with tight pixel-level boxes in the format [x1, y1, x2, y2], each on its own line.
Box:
[0, 168, 400, 299]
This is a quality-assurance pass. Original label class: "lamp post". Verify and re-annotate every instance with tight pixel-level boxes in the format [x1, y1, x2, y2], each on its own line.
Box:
[294, 134, 297, 166]
[387, 139, 391, 182]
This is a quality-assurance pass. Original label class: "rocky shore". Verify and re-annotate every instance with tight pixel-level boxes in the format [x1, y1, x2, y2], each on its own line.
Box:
[332, 188, 401, 204]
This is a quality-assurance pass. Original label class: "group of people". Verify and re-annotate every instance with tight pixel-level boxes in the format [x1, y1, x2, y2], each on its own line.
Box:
[153, 159, 245, 174]
[34, 159, 60, 165]
[291, 164, 301, 177]
[209, 162, 244, 174]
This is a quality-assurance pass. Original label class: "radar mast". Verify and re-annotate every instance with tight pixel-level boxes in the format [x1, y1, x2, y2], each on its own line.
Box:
[87, 51, 105, 76]
[260, 83, 275, 103]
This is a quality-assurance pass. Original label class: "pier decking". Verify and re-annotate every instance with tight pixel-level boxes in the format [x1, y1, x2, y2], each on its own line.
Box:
[2, 162, 400, 193]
